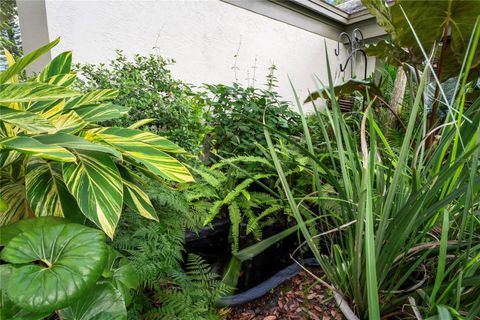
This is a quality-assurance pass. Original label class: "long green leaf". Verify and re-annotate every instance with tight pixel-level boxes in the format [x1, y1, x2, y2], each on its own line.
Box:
[34, 133, 122, 158]
[0, 106, 55, 133]
[117, 165, 157, 221]
[0, 82, 79, 103]
[0, 38, 60, 84]
[0, 136, 75, 162]
[63, 150, 123, 238]
[25, 160, 83, 222]
[38, 51, 72, 82]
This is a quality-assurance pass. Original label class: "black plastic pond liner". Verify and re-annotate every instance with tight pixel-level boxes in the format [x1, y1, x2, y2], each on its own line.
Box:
[216, 258, 319, 306]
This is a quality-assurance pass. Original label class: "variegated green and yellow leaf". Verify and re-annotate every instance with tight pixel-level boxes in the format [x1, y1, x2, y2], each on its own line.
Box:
[128, 118, 156, 129]
[62, 150, 123, 238]
[0, 105, 55, 134]
[35, 133, 122, 159]
[0, 82, 80, 103]
[40, 100, 66, 119]
[25, 160, 84, 222]
[85, 127, 192, 182]
[0, 38, 60, 85]
[42, 73, 77, 87]
[0, 136, 75, 162]
[38, 51, 72, 82]
[28, 99, 63, 113]
[74, 103, 129, 123]
[0, 178, 32, 226]
[118, 165, 157, 221]
[87, 127, 186, 153]
[65, 89, 118, 109]
[121, 144, 193, 183]
[0, 150, 22, 169]
[4, 49, 18, 83]
[49, 110, 87, 134]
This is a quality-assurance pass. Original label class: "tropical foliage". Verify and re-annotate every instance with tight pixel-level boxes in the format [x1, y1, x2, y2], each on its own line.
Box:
[1, 1, 479, 318]
[0, 39, 193, 238]
[0, 217, 138, 319]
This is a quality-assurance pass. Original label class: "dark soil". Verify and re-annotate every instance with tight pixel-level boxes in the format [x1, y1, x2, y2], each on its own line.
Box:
[224, 267, 343, 320]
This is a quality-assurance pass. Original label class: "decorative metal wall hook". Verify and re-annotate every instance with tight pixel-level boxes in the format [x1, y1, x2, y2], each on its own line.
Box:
[335, 28, 367, 80]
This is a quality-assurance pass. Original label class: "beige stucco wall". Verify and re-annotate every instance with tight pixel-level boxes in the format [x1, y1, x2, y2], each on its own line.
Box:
[17, 0, 375, 106]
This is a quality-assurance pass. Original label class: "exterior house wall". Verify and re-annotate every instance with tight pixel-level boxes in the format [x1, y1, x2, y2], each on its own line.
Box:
[17, 0, 368, 105]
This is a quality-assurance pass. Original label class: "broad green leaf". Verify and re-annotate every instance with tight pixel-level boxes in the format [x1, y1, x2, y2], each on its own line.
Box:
[74, 103, 130, 122]
[35, 133, 122, 158]
[63, 150, 123, 238]
[25, 160, 84, 222]
[101, 247, 138, 306]
[117, 165, 157, 221]
[0, 106, 55, 133]
[87, 127, 186, 153]
[0, 216, 67, 246]
[0, 265, 50, 320]
[58, 283, 127, 320]
[65, 89, 118, 109]
[391, 0, 480, 80]
[1, 223, 108, 313]
[123, 144, 193, 183]
[364, 40, 412, 67]
[362, 0, 395, 36]
[0, 38, 59, 84]
[0, 195, 7, 212]
[50, 110, 87, 134]
[0, 82, 80, 103]
[128, 118, 156, 129]
[304, 79, 383, 104]
[38, 51, 72, 82]
[3, 49, 18, 83]
[42, 73, 77, 87]
[0, 136, 75, 162]
[86, 128, 193, 183]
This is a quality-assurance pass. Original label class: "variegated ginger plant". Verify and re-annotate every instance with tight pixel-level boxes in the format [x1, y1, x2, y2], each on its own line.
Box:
[0, 39, 194, 238]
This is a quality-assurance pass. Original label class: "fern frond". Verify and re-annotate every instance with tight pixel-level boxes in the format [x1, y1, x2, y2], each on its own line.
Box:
[228, 202, 242, 254]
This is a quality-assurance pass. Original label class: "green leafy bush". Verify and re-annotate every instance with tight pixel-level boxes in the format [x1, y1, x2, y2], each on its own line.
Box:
[201, 67, 301, 158]
[76, 51, 208, 152]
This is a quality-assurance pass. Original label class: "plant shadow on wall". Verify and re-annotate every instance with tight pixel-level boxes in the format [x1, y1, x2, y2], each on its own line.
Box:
[0, 39, 204, 319]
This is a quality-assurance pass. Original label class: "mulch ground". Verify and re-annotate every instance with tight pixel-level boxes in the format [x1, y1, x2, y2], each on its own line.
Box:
[224, 267, 343, 320]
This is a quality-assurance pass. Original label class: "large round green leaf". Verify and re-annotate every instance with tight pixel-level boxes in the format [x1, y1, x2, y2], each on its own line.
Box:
[1, 223, 108, 313]
[58, 282, 127, 320]
[0, 216, 67, 246]
[0, 265, 50, 320]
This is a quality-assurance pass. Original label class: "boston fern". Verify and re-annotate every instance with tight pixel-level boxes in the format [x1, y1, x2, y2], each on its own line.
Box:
[0, 39, 193, 238]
